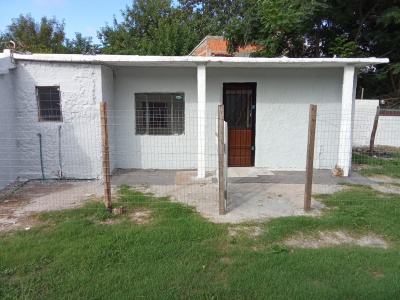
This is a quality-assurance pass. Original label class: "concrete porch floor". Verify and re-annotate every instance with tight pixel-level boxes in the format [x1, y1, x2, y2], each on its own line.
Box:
[112, 167, 374, 185]
[111, 168, 376, 223]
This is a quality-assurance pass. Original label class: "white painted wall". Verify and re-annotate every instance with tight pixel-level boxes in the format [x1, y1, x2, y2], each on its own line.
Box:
[101, 65, 116, 172]
[113, 66, 343, 171]
[206, 67, 343, 170]
[354, 99, 400, 147]
[114, 66, 200, 169]
[0, 63, 18, 189]
[3, 62, 350, 180]
[13, 61, 103, 180]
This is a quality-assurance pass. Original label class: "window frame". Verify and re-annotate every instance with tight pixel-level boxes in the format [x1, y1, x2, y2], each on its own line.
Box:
[36, 86, 63, 122]
[135, 92, 185, 136]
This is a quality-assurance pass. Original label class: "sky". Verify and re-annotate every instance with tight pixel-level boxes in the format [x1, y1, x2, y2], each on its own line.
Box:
[0, 0, 132, 44]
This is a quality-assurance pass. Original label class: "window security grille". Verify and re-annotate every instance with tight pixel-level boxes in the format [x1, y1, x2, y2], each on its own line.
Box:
[135, 93, 184, 135]
[36, 86, 62, 122]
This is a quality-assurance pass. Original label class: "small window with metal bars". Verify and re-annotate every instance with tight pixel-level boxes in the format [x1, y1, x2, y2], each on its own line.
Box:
[135, 93, 185, 135]
[36, 86, 62, 122]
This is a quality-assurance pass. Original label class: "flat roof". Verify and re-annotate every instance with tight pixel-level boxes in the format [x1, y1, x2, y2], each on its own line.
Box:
[10, 51, 389, 68]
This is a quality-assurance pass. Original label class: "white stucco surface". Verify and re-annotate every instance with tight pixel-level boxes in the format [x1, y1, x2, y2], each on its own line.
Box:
[13, 62, 103, 180]
[101, 65, 116, 172]
[113, 66, 201, 170]
[111, 66, 345, 171]
[207, 67, 343, 170]
[0, 51, 390, 184]
[354, 100, 400, 147]
[0, 60, 18, 189]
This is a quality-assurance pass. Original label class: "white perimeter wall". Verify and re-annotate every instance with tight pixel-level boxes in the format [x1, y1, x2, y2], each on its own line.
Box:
[114, 67, 199, 169]
[0, 66, 18, 189]
[13, 61, 104, 179]
[114, 66, 343, 170]
[354, 99, 400, 147]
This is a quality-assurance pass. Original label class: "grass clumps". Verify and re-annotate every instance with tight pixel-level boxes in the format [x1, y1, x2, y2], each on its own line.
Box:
[1, 185, 400, 299]
[353, 147, 400, 178]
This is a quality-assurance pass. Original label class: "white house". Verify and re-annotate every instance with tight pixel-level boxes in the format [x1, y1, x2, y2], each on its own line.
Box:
[0, 49, 388, 189]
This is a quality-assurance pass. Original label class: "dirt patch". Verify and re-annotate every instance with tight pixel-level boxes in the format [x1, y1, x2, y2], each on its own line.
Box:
[174, 171, 213, 185]
[97, 218, 121, 225]
[129, 183, 341, 223]
[0, 180, 105, 231]
[371, 270, 384, 277]
[368, 175, 400, 184]
[220, 256, 233, 264]
[283, 231, 389, 249]
[351, 164, 371, 172]
[228, 225, 262, 237]
[131, 209, 152, 224]
[0, 214, 47, 231]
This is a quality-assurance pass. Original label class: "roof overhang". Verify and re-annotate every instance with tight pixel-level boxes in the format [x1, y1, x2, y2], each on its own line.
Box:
[12, 52, 389, 68]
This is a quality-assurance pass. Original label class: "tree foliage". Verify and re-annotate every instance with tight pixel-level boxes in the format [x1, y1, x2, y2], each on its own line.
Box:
[1, 2, 399, 99]
[0, 14, 94, 54]
[98, 0, 196, 55]
[225, 0, 400, 98]
[98, 0, 240, 55]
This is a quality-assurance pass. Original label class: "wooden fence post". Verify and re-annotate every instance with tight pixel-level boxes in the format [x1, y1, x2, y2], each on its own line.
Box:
[218, 105, 226, 215]
[304, 104, 317, 211]
[100, 102, 112, 211]
[369, 106, 380, 155]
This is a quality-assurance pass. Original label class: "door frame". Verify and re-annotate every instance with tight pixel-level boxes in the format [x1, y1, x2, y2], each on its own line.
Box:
[223, 82, 257, 166]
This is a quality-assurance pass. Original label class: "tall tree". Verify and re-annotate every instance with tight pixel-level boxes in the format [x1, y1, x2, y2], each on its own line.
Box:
[65, 33, 96, 54]
[98, 0, 197, 55]
[0, 14, 94, 54]
[225, 0, 400, 99]
[98, 0, 241, 55]
[1, 14, 66, 53]
[177, 0, 241, 38]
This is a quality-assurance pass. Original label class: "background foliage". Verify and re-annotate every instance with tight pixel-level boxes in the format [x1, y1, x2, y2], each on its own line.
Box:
[1, 0, 399, 100]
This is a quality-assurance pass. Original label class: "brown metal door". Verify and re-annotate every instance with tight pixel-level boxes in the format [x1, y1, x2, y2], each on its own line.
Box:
[223, 83, 256, 167]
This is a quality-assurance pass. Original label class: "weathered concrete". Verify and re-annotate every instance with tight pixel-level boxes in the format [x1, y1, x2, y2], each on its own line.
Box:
[109, 168, 375, 223]
[112, 169, 178, 185]
[13, 52, 388, 68]
[228, 169, 374, 185]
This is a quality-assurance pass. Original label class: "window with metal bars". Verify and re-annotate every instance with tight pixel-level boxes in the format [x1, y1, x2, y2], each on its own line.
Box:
[36, 86, 62, 122]
[135, 93, 185, 135]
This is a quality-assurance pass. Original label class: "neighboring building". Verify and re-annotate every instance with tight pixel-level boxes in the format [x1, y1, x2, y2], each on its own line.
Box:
[0, 49, 388, 189]
[189, 36, 256, 57]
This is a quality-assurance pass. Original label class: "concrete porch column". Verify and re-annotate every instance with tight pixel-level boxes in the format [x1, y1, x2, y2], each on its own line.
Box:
[197, 64, 206, 178]
[338, 64, 357, 176]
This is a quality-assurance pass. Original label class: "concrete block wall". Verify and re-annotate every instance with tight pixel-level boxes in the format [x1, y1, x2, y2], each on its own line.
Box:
[13, 61, 104, 180]
[0, 60, 18, 189]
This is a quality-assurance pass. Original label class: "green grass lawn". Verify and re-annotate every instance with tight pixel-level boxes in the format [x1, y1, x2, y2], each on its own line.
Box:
[1, 185, 400, 299]
[353, 148, 400, 178]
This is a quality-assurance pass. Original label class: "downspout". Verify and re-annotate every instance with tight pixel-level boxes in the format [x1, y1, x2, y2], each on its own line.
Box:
[37, 133, 45, 180]
[58, 125, 63, 178]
